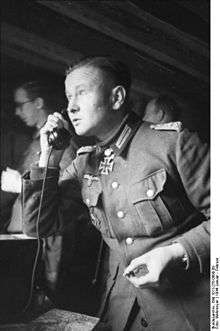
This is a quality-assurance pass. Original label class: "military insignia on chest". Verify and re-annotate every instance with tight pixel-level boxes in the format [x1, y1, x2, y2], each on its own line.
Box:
[98, 148, 115, 175]
[83, 174, 99, 186]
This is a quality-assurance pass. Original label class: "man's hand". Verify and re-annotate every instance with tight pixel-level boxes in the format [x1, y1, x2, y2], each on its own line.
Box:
[1, 167, 21, 193]
[123, 243, 186, 288]
[39, 112, 69, 167]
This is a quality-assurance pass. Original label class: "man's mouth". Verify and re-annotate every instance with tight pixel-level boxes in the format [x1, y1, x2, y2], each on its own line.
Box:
[72, 119, 81, 126]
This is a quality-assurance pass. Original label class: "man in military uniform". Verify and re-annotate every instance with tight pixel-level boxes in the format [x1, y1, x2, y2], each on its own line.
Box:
[143, 94, 181, 124]
[22, 56, 210, 330]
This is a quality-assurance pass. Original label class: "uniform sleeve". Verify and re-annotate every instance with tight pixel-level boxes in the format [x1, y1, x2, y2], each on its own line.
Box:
[175, 130, 210, 273]
[22, 161, 86, 238]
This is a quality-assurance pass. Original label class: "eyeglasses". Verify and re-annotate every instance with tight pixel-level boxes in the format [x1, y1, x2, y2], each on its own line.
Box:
[14, 99, 35, 108]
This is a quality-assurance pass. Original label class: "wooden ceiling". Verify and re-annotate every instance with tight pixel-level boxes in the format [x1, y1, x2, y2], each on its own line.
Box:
[1, 0, 210, 135]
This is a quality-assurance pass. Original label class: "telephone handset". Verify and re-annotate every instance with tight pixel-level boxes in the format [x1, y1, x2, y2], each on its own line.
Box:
[48, 109, 74, 150]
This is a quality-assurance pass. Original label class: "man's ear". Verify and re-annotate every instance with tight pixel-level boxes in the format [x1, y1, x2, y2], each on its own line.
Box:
[111, 86, 126, 110]
[34, 97, 44, 109]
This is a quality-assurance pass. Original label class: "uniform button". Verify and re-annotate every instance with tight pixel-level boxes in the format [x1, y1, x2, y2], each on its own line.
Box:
[86, 198, 90, 206]
[140, 317, 148, 327]
[112, 181, 119, 189]
[146, 189, 154, 198]
[117, 211, 125, 219]
[125, 237, 134, 245]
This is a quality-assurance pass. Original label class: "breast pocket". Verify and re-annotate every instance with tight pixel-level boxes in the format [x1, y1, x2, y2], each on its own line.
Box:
[129, 169, 173, 236]
[81, 176, 105, 232]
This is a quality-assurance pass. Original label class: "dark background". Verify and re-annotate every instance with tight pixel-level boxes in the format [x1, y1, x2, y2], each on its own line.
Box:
[1, 0, 210, 141]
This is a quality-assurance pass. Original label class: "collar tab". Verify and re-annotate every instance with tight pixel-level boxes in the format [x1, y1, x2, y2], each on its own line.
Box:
[150, 121, 183, 132]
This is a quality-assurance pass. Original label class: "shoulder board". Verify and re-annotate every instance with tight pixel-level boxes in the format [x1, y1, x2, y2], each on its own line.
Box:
[150, 121, 183, 132]
[77, 145, 96, 155]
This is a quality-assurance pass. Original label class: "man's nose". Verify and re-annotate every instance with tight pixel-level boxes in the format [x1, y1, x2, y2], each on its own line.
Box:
[67, 99, 79, 113]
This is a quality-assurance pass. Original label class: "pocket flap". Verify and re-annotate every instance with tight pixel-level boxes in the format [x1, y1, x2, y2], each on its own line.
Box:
[130, 169, 167, 203]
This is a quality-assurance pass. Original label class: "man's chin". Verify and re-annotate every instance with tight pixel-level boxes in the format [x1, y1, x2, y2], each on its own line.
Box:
[75, 128, 89, 137]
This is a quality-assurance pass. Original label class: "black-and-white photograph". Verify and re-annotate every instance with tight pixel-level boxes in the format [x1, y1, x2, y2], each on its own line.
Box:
[0, 1, 214, 330]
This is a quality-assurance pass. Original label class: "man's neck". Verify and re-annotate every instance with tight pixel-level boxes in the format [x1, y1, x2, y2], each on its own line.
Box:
[97, 112, 129, 146]
[36, 110, 48, 130]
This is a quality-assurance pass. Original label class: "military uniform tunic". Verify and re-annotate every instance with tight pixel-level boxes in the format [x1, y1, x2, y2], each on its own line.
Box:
[22, 113, 210, 331]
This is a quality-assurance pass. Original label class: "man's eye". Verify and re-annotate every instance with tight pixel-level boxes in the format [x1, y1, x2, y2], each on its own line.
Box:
[78, 89, 86, 95]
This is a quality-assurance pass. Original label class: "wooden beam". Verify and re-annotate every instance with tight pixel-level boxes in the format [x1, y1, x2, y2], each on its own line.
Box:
[175, 0, 210, 24]
[1, 22, 82, 68]
[1, 22, 163, 99]
[1, 44, 65, 75]
[39, 1, 209, 83]
[124, 1, 209, 57]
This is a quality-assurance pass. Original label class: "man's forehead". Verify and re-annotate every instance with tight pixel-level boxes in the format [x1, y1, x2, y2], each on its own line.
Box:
[65, 65, 104, 87]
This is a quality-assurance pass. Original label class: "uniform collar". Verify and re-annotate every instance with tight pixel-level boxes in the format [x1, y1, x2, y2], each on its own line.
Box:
[77, 112, 142, 157]
[95, 113, 129, 151]
[109, 111, 142, 157]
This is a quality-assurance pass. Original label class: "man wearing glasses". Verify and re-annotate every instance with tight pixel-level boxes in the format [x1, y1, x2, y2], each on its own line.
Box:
[1, 81, 75, 301]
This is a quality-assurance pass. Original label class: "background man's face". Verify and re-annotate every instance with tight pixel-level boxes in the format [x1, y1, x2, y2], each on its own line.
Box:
[143, 99, 160, 123]
[14, 88, 37, 127]
[65, 65, 114, 138]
